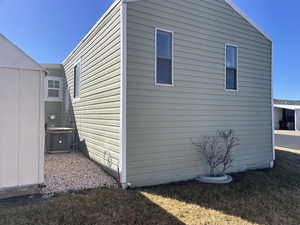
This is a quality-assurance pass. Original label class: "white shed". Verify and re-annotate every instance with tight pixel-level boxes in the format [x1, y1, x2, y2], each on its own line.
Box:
[0, 34, 45, 195]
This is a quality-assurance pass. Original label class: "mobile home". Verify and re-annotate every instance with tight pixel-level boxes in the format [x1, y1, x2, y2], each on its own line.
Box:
[62, 0, 273, 187]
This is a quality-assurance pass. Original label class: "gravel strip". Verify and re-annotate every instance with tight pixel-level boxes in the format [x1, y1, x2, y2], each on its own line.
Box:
[41, 153, 116, 194]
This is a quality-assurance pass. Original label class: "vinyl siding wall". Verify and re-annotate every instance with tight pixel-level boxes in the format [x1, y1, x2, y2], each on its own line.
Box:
[63, 1, 121, 173]
[126, 0, 273, 186]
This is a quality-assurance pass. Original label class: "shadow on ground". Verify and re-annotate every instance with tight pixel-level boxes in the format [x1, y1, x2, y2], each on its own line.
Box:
[141, 149, 300, 225]
[0, 189, 185, 225]
[0, 149, 299, 225]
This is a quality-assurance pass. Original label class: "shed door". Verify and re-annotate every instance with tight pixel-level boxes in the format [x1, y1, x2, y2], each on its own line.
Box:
[0, 68, 41, 189]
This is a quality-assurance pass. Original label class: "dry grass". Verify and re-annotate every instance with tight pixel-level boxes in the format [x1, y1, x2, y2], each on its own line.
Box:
[0, 149, 300, 225]
[275, 130, 300, 137]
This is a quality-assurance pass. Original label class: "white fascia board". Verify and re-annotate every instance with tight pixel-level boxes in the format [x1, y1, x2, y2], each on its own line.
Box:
[224, 0, 272, 42]
[274, 104, 300, 110]
[62, 0, 122, 64]
[123, 0, 141, 2]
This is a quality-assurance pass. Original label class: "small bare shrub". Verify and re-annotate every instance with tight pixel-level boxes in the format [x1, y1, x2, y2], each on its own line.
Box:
[192, 129, 239, 177]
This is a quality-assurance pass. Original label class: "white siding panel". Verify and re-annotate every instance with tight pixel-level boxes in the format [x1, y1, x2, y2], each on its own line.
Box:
[0, 68, 44, 189]
[19, 70, 40, 185]
[0, 69, 19, 188]
[296, 109, 300, 131]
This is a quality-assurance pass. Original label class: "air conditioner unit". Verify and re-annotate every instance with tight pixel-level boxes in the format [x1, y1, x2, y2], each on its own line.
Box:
[46, 128, 74, 153]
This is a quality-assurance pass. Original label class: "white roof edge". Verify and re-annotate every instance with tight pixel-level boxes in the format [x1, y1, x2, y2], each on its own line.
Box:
[0, 33, 46, 72]
[62, 0, 121, 64]
[224, 0, 272, 42]
[274, 104, 300, 110]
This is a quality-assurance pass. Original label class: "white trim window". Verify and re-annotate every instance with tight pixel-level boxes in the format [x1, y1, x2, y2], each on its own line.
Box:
[74, 61, 81, 99]
[225, 44, 238, 90]
[155, 28, 173, 85]
[45, 76, 63, 102]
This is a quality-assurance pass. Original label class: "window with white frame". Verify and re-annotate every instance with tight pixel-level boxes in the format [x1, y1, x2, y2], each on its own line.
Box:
[74, 62, 81, 99]
[64, 88, 70, 113]
[45, 77, 63, 102]
[156, 29, 173, 85]
[225, 45, 238, 90]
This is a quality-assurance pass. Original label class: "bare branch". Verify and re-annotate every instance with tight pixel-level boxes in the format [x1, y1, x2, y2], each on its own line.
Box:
[192, 129, 239, 176]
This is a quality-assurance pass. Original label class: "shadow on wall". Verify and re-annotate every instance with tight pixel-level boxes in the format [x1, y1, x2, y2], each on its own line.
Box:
[138, 149, 300, 225]
[64, 79, 119, 180]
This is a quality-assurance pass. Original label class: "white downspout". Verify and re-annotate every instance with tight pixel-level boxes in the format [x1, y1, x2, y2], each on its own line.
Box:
[295, 110, 297, 131]
[120, 0, 128, 188]
[270, 42, 275, 168]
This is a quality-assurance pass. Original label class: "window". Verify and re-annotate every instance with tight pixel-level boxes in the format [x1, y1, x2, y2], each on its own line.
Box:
[64, 88, 70, 113]
[45, 77, 63, 102]
[156, 29, 173, 85]
[74, 62, 81, 99]
[225, 45, 238, 90]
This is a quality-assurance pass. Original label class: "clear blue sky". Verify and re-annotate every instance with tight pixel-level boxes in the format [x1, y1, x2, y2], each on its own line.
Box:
[0, 0, 299, 100]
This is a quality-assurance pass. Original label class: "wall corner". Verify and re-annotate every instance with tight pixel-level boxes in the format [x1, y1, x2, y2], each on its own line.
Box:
[120, 0, 128, 186]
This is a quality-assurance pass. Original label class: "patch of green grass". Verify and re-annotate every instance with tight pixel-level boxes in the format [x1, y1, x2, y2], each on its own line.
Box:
[0, 149, 300, 225]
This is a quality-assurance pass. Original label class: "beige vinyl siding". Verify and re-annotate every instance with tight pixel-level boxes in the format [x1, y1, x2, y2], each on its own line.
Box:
[63, 1, 121, 173]
[126, 0, 273, 186]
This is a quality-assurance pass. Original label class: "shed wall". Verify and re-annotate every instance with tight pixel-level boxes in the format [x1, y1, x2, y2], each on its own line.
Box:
[0, 68, 44, 189]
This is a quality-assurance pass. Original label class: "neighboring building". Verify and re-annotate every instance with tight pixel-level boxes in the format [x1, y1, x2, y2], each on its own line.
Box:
[274, 99, 300, 131]
[62, 0, 273, 187]
[43, 64, 70, 128]
[0, 34, 45, 193]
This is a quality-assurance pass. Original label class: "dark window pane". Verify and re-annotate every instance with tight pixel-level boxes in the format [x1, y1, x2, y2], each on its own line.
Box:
[286, 109, 295, 122]
[54, 80, 60, 88]
[157, 30, 172, 57]
[157, 58, 172, 84]
[48, 89, 59, 98]
[226, 68, 237, 90]
[74, 66, 77, 98]
[48, 80, 54, 88]
[74, 64, 81, 98]
[226, 46, 237, 68]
